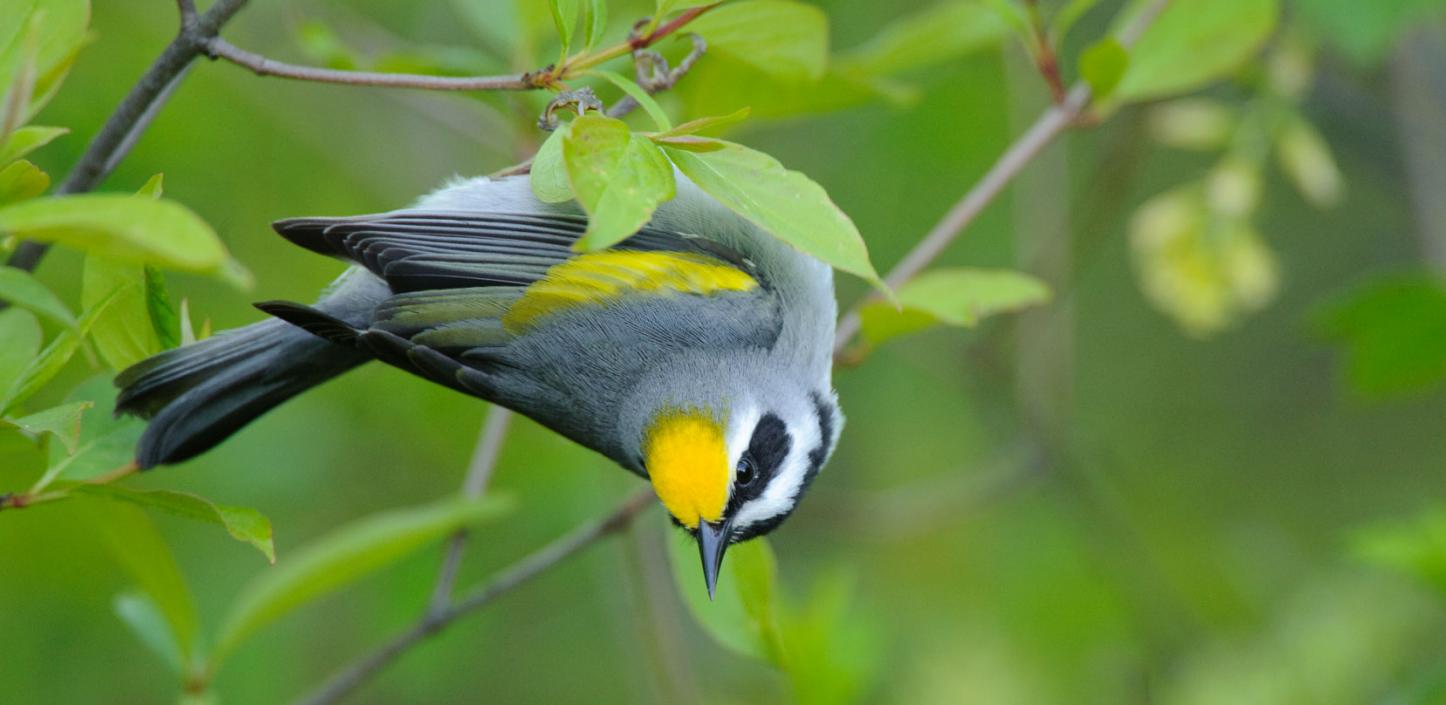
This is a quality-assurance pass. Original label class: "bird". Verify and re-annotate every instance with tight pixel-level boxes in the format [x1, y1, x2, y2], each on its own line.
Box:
[114, 173, 843, 597]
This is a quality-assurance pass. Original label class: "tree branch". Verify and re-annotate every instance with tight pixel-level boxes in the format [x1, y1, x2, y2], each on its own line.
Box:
[832, 0, 1171, 355]
[428, 407, 511, 612]
[5, 0, 253, 273]
[200, 37, 543, 91]
[294, 488, 655, 705]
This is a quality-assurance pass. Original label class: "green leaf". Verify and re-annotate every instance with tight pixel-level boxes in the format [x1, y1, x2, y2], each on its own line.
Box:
[1294, 0, 1446, 66]
[531, 125, 572, 203]
[835, 1, 1010, 77]
[654, 0, 683, 19]
[1113, 0, 1280, 102]
[582, 0, 608, 49]
[859, 268, 1051, 346]
[1315, 273, 1446, 398]
[69, 483, 276, 564]
[1351, 506, 1446, 596]
[662, 140, 884, 290]
[136, 172, 164, 198]
[0, 308, 41, 395]
[1079, 37, 1129, 100]
[83, 255, 162, 372]
[0, 0, 91, 123]
[1276, 114, 1343, 208]
[0, 125, 66, 164]
[0, 159, 48, 204]
[563, 114, 677, 250]
[586, 69, 671, 131]
[667, 529, 787, 665]
[296, 20, 359, 71]
[0, 194, 252, 288]
[36, 375, 145, 491]
[0, 286, 120, 414]
[650, 135, 727, 152]
[687, 0, 828, 81]
[210, 494, 512, 665]
[144, 266, 181, 350]
[4, 400, 90, 454]
[654, 107, 752, 138]
[79, 494, 200, 665]
[550, 0, 581, 55]
[114, 591, 186, 675]
[0, 264, 75, 326]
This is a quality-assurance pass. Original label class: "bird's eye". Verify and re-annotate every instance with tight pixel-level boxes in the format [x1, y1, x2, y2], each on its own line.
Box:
[736, 456, 757, 487]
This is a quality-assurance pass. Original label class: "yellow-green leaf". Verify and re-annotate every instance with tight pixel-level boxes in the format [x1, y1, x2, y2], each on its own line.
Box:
[210, 494, 512, 665]
[859, 268, 1051, 346]
[0, 286, 119, 414]
[662, 140, 884, 290]
[835, 1, 1010, 77]
[653, 107, 752, 139]
[563, 114, 676, 250]
[0, 194, 251, 288]
[1079, 37, 1129, 100]
[4, 400, 90, 454]
[1113, 0, 1280, 102]
[0, 264, 75, 326]
[0, 308, 41, 395]
[0, 159, 48, 204]
[0, 0, 91, 123]
[69, 483, 276, 564]
[531, 124, 573, 203]
[0, 125, 67, 164]
[687, 0, 828, 81]
[83, 256, 162, 371]
[587, 69, 671, 131]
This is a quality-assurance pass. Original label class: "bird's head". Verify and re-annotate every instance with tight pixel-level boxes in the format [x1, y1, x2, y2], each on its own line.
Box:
[638, 387, 840, 598]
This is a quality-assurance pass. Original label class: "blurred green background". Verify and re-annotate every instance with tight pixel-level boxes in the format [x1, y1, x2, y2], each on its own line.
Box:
[5, 0, 1446, 703]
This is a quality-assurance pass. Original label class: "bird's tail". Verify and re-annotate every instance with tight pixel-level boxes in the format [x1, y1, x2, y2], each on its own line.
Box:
[115, 317, 371, 468]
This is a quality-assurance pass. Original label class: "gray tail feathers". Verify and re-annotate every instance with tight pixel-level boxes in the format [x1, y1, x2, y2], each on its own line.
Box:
[115, 317, 370, 468]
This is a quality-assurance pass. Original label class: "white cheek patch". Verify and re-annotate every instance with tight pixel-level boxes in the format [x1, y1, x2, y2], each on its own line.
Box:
[731, 409, 823, 532]
[725, 400, 762, 504]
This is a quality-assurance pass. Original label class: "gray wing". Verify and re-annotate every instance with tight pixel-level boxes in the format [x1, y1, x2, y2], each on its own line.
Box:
[259, 211, 782, 456]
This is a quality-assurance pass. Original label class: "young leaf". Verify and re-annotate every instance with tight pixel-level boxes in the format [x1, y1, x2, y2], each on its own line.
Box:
[582, 0, 608, 49]
[0, 287, 120, 414]
[0, 159, 48, 204]
[687, 0, 828, 81]
[1079, 38, 1129, 100]
[654, 107, 752, 138]
[650, 135, 727, 152]
[662, 140, 884, 290]
[69, 483, 276, 564]
[667, 528, 787, 666]
[1113, 0, 1280, 103]
[4, 400, 91, 454]
[0, 125, 67, 164]
[531, 124, 573, 203]
[145, 266, 181, 350]
[136, 172, 164, 198]
[586, 69, 671, 131]
[0, 0, 90, 122]
[0, 264, 76, 326]
[210, 494, 512, 665]
[550, 0, 581, 55]
[35, 375, 145, 491]
[563, 114, 676, 250]
[83, 256, 162, 371]
[859, 268, 1051, 346]
[0, 194, 252, 288]
[114, 591, 186, 675]
[0, 308, 41, 395]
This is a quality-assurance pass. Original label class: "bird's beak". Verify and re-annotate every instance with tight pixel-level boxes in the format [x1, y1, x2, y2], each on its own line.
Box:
[697, 519, 731, 600]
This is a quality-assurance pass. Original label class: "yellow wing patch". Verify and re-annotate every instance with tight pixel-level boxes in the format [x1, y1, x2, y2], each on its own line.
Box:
[502, 250, 757, 332]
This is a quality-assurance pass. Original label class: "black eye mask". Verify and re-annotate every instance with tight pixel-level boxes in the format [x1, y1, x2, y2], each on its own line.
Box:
[728, 413, 790, 512]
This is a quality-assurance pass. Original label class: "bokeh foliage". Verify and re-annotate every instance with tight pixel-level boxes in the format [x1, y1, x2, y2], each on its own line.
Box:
[3, 0, 1446, 703]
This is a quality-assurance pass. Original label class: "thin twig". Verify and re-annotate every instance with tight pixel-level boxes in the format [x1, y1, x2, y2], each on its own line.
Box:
[832, 0, 1171, 355]
[201, 38, 543, 91]
[428, 408, 512, 612]
[294, 489, 655, 705]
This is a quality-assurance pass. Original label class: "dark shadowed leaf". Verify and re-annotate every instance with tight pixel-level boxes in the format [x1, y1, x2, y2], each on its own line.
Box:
[663, 140, 883, 290]
[1315, 273, 1446, 398]
[0, 264, 75, 326]
[210, 494, 512, 665]
[564, 114, 676, 250]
